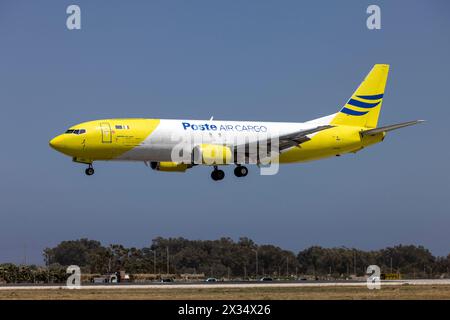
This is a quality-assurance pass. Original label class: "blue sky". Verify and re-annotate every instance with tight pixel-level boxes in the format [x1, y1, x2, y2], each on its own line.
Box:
[0, 1, 449, 264]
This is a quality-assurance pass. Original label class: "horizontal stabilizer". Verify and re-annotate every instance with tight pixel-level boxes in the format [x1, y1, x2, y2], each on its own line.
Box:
[360, 120, 425, 136]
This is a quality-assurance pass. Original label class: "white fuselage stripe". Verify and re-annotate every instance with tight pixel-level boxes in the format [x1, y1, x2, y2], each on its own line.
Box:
[116, 114, 335, 161]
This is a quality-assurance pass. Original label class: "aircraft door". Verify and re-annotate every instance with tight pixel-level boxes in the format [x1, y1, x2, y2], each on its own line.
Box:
[100, 122, 112, 143]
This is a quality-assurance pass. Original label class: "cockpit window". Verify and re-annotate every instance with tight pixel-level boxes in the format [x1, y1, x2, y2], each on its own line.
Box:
[65, 129, 86, 134]
[115, 125, 123, 129]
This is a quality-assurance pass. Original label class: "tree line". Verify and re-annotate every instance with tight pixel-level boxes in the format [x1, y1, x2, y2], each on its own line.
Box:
[1, 237, 449, 283]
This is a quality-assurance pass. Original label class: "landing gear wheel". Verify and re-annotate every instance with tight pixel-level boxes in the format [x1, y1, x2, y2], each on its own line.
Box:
[85, 167, 94, 176]
[234, 166, 248, 177]
[211, 169, 225, 181]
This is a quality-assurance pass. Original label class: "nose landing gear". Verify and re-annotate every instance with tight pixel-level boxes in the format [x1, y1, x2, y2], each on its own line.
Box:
[211, 166, 225, 181]
[85, 164, 94, 176]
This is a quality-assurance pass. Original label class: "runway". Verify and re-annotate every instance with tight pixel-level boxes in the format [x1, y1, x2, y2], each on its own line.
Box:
[1, 279, 449, 290]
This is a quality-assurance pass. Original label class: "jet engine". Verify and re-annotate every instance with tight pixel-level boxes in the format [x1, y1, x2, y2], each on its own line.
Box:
[193, 144, 233, 165]
[150, 161, 190, 172]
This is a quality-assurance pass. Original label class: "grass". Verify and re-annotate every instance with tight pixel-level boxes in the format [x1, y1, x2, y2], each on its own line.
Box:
[1, 285, 450, 300]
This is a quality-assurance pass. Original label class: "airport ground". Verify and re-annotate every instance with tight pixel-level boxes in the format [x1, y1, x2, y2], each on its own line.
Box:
[1, 281, 450, 300]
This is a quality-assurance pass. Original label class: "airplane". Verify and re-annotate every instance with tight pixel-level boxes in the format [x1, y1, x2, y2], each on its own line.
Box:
[49, 64, 423, 181]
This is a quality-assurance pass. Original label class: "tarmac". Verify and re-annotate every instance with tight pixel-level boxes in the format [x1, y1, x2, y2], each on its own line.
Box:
[1, 279, 449, 290]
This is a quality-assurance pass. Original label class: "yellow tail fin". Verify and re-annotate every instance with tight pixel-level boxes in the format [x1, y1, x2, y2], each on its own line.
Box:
[331, 64, 389, 128]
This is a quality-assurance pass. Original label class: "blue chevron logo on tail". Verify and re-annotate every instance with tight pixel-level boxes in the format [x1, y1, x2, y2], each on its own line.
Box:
[340, 94, 383, 116]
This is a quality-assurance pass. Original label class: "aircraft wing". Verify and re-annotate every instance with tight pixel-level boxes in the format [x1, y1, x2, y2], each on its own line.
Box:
[360, 120, 424, 136]
[232, 125, 333, 163]
[277, 125, 334, 151]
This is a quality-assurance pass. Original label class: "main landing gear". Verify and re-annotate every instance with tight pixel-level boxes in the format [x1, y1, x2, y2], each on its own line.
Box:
[85, 164, 95, 176]
[234, 165, 248, 177]
[211, 166, 225, 181]
[210, 165, 249, 181]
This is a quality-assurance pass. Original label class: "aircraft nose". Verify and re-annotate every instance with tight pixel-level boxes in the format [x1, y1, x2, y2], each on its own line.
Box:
[49, 135, 65, 151]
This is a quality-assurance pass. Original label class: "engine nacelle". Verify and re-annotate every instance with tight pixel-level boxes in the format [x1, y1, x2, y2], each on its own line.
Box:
[193, 144, 233, 165]
[150, 161, 189, 172]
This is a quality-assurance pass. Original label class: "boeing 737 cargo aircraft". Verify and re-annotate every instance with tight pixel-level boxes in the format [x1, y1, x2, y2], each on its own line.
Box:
[49, 64, 422, 180]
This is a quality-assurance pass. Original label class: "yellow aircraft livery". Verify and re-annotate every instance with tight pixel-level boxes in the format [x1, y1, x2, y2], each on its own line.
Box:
[49, 64, 423, 181]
